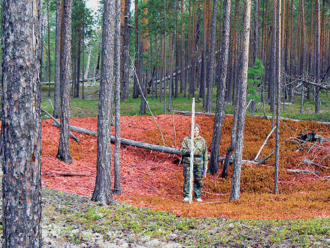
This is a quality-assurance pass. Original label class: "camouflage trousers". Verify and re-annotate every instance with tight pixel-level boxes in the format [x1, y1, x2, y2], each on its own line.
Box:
[183, 162, 204, 198]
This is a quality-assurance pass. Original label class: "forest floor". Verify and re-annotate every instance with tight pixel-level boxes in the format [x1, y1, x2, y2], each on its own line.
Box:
[27, 114, 330, 246]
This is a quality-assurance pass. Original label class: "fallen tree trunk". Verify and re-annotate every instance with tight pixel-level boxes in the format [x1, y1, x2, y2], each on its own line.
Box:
[41, 108, 81, 144]
[172, 110, 218, 116]
[52, 123, 274, 165]
[52, 123, 183, 155]
[41, 76, 100, 85]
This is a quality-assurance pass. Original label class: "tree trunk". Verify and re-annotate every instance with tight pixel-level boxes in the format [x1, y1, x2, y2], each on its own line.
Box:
[274, 0, 281, 195]
[133, 0, 139, 99]
[226, 0, 240, 103]
[175, 0, 179, 99]
[205, 0, 219, 113]
[82, 22, 85, 99]
[270, 0, 277, 127]
[114, 0, 122, 195]
[121, 0, 131, 101]
[168, 32, 174, 112]
[252, 0, 259, 64]
[71, 30, 77, 97]
[84, 46, 92, 79]
[57, 0, 73, 164]
[74, 27, 81, 97]
[75, 29, 82, 98]
[222, 72, 240, 178]
[95, 52, 101, 76]
[1, 0, 42, 245]
[201, 0, 209, 107]
[140, 0, 149, 115]
[300, 0, 306, 113]
[47, 1, 51, 97]
[181, 2, 186, 96]
[92, 0, 116, 205]
[315, 0, 321, 113]
[230, 0, 252, 201]
[209, 0, 231, 175]
[163, 9, 167, 114]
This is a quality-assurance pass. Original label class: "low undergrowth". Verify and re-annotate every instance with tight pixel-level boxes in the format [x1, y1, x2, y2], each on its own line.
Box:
[42, 187, 330, 247]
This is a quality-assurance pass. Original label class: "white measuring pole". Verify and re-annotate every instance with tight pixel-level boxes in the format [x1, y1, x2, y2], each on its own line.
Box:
[189, 98, 195, 204]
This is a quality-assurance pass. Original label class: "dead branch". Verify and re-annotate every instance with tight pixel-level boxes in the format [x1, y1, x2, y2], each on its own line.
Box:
[254, 126, 276, 161]
[321, 176, 330, 181]
[286, 169, 319, 174]
[198, 201, 226, 205]
[44, 172, 94, 177]
[256, 150, 275, 165]
[41, 107, 81, 144]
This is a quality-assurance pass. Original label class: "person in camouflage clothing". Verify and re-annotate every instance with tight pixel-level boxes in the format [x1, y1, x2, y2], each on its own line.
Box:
[180, 123, 208, 203]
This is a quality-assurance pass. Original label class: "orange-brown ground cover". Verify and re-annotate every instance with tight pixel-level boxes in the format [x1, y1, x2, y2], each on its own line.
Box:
[41, 115, 330, 219]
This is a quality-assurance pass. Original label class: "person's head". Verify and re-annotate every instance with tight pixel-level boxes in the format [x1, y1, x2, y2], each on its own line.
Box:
[193, 123, 200, 137]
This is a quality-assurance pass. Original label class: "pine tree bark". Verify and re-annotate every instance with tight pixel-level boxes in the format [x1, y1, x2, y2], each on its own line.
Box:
[230, 0, 252, 201]
[92, 0, 116, 205]
[57, 0, 73, 164]
[47, 1, 52, 97]
[133, 0, 139, 98]
[222, 82, 240, 178]
[75, 29, 82, 98]
[252, 0, 259, 64]
[205, 0, 219, 113]
[1, 0, 42, 245]
[168, 32, 174, 111]
[181, 2, 186, 95]
[274, 0, 281, 195]
[226, 0, 240, 103]
[84, 46, 92, 79]
[40, 18, 45, 82]
[315, 0, 321, 113]
[270, 0, 276, 128]
[114, 0, 122, 195]
[175, 0, 179, 98]
[300, 0, 306, 113]
[121, 0, 131, 101]
[53, 0, 62, 118]
[209, 0, 231, 175]
[140, 0, 149, 115]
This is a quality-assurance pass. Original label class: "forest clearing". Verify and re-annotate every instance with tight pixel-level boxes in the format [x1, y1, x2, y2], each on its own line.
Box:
[40, 114, 330, 219]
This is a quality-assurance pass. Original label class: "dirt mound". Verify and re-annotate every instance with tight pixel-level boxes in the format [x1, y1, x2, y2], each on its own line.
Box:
[41, 115, 330, 219]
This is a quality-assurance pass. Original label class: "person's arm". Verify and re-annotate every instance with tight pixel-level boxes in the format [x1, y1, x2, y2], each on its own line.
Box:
[181, 136, 190, 156]
[203, 139, 208, 169]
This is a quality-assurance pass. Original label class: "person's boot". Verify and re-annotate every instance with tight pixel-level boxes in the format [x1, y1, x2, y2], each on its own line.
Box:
[196, 197, 202, 202]
[182, 197, 189, 203]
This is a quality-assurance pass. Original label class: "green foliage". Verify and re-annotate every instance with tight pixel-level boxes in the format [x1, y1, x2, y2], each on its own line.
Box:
[247, 59, 264, 102]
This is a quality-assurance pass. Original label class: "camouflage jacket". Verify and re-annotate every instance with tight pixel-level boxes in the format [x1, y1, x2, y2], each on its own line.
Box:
[181, 135, 208, 167]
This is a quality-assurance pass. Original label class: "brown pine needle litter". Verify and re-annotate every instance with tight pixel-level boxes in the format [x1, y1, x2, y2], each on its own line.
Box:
[39, 115, 330, 219]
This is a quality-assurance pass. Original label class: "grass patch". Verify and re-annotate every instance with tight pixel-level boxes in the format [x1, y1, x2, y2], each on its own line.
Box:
[40, 83, 330, 122]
